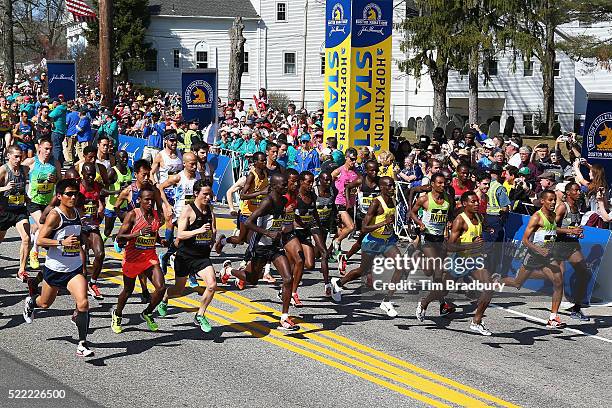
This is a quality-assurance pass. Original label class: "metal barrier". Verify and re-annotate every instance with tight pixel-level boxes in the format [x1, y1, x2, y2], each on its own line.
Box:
[395, 180, 416, 241]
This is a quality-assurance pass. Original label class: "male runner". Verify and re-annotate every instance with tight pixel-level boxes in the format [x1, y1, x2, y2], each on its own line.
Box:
[447, 191, 498, 335]
[554, 182, 589, 321]
[75, 145, 110, 186]
[266, 142, 284, 176]
[77, 163, 106, 300]
[192, 141, 214, 186]
[220, 173, 299, 331]
[502, 190, 572, 329]
[157, 181, 218, 332]
[112, 185, 166, 333]
[331, 176, 404, 318]
[13, 110, 35, 159]
[23, 137, 62, 270]
[411, 173, 455, 320]
[0, 145, 31, 281]
[215, 151, 269, 253]
[23, 178, 93, 357]
[102, 150, 133, 242]
[314, 171, 335, 296]
[281, 168, 306, 305]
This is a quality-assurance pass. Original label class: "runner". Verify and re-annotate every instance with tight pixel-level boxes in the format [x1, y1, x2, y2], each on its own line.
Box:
[157, 181, 219, 332]
[294, 171, 329, 297]
[102, 150, 133, 242]
[447, 191, 498, 335]
[411, 173, 455, 320]
[23, 137, 62, 270]
[77, 162, 105, 300]
[95, 135, 115, 172]
[220, 173, 299, 331]
[112, 185, 166, 333]
[192, 141, 214, 186]
[314, 170, 335, 296]
[75, 145, 110, 186]
[330, 148, 361, 261]
[158, 152, 201, 277]
[13, 110, 35, 159]
[215, 151, 269, 253]
[22, 178, 94, 357]
[266, 142, 284, 176]
[0, 145, 31, 281]
[502, 190, 570, 329]
[553, 182, 589, 321]
[330, 176, 404, 318]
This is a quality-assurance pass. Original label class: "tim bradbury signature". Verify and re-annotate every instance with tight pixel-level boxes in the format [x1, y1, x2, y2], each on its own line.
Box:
[358, 26, 385, 36]
[49, 74, 74, 83]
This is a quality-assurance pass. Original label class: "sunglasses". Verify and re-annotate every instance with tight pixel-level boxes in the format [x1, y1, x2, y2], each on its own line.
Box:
[347, 156, 357, 161]
[62, 191, 78, 197]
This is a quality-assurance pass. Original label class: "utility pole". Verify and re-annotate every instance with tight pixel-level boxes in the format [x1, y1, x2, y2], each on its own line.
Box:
[99, 0, 113, 108]
[300, 0, 308, 109]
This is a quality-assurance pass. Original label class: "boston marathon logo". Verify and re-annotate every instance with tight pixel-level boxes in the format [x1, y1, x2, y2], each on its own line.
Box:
[355, 3, 388, 37]
[185, 80, 213, 110]
[328, 3, 348, 36]
[587, 112, 612, 158]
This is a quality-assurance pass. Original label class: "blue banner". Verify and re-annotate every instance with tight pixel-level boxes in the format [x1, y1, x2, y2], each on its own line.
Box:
[117, 134, 147, 167]
[503, 212, 610, 304]
[182, 69, 218, 131]
[47, 60, 76, 101]
[209, 153, 233, 201]
[582, 95, 612, 185]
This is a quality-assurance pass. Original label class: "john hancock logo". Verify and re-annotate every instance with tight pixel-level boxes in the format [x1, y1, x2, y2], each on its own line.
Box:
[356, 3, 388, 37]
[328, 3, 348, 36]
[185, 80, 213, 110]
[587, 112, 612, 158]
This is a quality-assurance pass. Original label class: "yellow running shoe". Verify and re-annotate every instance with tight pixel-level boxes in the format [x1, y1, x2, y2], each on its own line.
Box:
[29, 251, 40, 270]
[111, 309, 123, 334]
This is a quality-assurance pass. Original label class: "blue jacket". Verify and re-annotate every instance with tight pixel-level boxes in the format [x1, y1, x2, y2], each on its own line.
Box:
[66, 111, 80, 137]
[295, 148, 320, 175]
[76, 116, 92, 143]
[143, 121, 166, 149]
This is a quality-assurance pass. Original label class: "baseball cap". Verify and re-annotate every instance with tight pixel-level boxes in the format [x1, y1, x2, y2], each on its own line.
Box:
[489, 163, 503, 174]
[280, 123, 289, 130]
[321, 147, 332, 156]
[538, 171, 556, 181]
[518, 167, 531, 176]
[505, 140, 520, 148]
[164, 131, 177, 140]
[300, 134, 311, 142]
[483, 139, 495, 149]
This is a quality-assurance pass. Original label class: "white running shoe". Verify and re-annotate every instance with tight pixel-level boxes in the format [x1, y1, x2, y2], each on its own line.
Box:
[76, 341, 94, 357]
[415, 301, 426, 322]
[330, 278, 342, 302]
[23, 296, 35, 324]
[380, 301, 398, 318]
[469, 320, 492, 336]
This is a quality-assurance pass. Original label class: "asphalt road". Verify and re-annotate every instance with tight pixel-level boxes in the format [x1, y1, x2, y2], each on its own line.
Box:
[0, 219, 611, 408]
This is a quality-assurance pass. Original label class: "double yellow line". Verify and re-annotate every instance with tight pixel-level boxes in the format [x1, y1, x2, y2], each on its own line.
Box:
[100, 250, 519, 408]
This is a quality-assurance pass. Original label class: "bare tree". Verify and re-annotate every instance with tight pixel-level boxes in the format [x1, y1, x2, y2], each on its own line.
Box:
[227, 16, 245, 102]
[0, 0, 15, 83]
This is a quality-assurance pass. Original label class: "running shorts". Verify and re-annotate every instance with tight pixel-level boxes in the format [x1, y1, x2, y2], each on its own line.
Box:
[103, 207, 127, 219]
[552, 241, 581, 261]
[524, 250, 555, 271]
[281, 230, 298, 246]
[250, 245, 285, 264]
[420, 233, 446, 250]
[42, 266, 82, 288]
[27, 201, 47, 216]
[122, 252, 159, 278]
[174, 254, 213, 277]
[362, 234, 398, 255]
[295, 229, 313, 246]
[0, 208, 28, 231]
[17, 141, 35, 152]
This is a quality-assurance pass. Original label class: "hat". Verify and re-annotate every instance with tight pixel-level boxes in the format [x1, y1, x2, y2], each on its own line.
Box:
[483, 139, 495, 149]
[280, 123, 289, 130]
[23, 95, 31, 101]
[555, 182, 568, 193]
[489, 163, 503, 174]
[164, 132, 177, 140]
[231, 127, 240, 135]
[58, 94, 64, 99]
[538, 171, 556, 181]
[300, 134, 311, 142]
[321, 148, 332, 156]
[314, 130, 323, 137]
[518, 167, 531, 176]
[505, 140, 519, 148]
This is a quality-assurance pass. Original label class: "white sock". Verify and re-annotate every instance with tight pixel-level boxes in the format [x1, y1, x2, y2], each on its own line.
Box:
[549, 313, 557, 320]
[264, 264, 271, 274]
[281, 313, 289, 321]
[31, 230, 39, 253]
[90, 279, 97, 285]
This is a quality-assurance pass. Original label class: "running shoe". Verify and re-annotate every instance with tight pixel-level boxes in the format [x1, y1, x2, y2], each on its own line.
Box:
[546, 315, 567, 329]
[469, 320, 492, 336]
[439, 301, 456, 317]
[291, 293, 303, 308]
[235, 278, 246, 290]
[16, 270, 29, 282]
[188, 274, 199, 288]
[330, 277, 342, 302]
[338, 254, 347, 276]
[140, 290, 151, 304]
[262, 264, 276, 283]
[380, 301, 398, 318]
[101, 232, 109, 243]
[324, 283, 332, 298]
[415, 301, 426, 322]
[111, 310, 123, 334]
[113, 240, 122, 253]
[570, 309, 590, 321]
[214, 234, 226, 254]
[29, 251, 39, 270]
[157, 301, 168, 317]
[194, 314, 212, 333]
[278, 317, 300, 331]
[88, 283, 104, 300]
[221, 260, 232, 284]
[23, 296, 35, 324]
[76, 341, 94, 357]
[141, 312, 159, 331]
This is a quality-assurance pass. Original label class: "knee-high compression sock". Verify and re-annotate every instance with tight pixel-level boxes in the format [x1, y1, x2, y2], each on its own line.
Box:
[75, 311, 90, 342]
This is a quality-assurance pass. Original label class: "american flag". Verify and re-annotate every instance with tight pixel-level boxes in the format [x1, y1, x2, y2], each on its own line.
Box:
[66, 0, 97, 22]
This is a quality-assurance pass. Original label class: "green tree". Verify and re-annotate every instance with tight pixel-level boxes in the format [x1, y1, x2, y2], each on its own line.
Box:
[85, 0, 151, 80]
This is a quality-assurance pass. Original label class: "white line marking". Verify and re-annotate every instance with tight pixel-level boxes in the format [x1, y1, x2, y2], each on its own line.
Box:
[492, 304, 612, 344]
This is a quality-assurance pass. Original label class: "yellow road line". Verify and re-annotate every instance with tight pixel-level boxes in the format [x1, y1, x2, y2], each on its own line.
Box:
[100, 251, 516, 407]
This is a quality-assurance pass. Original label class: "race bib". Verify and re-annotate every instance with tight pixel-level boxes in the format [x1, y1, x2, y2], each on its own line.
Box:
[195, 229, 213, 245]
[185, 194, 195, 205]
[8, 194, 25, 206]
[135, 235, 156, 250]
[271, 219, 283, 231]
[62, 242, 80, 257]
[251, 195, 264, 206]
[317, 206, 331, 221]
[37, 181, 53, 194]
[84, 201, 97, 216]
[382, 223, 395, 236]
[430, 209, 448, 224]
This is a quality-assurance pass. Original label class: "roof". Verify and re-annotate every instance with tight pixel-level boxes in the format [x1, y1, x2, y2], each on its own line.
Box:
[149, 0, 259, 19]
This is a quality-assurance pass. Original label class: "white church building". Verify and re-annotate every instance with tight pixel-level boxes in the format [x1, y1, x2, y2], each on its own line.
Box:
[66, 0, 612, 134]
